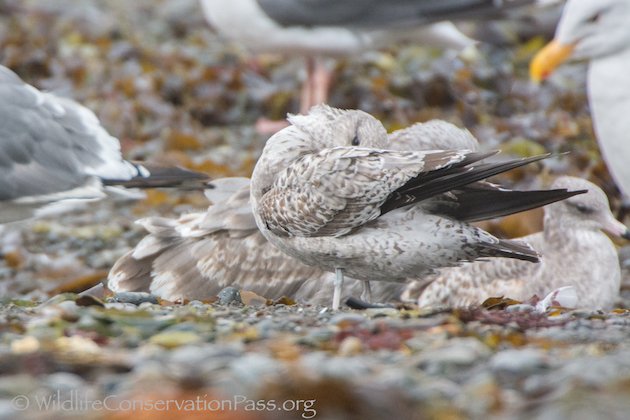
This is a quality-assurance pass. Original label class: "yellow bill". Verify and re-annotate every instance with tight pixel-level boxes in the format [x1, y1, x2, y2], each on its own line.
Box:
[529, 40, 575, 83]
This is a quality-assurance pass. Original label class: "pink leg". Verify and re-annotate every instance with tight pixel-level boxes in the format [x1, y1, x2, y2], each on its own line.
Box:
[256, 57, 332, 134]
[300, 57, 332, 114]
[299, 57, 316, 114]
[310, 57, 332, 106]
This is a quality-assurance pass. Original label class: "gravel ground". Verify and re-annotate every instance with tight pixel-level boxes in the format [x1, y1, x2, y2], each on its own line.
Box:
[1, 1, 630, 419]
[1, 296, 630, 419]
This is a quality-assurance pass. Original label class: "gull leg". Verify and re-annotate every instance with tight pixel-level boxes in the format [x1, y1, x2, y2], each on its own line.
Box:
[299, 57, 316, 114]
[300, 57, 332, 114]
[332, 268, 345, 310]
[361, 280, 373, 303]
[256, 57, 331, 133]
[311, 57, 332, 106]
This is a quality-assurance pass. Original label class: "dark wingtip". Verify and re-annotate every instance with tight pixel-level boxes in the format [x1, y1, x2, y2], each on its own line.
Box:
[547, 188, 588, 201]
[520, 253, 540, 264]
[107, 163, 211, 190]
[568, 189, 588, 196]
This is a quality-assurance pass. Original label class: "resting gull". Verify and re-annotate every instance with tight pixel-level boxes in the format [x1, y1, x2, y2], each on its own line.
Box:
[201, 0, 534, 130]
[250, 105, 585, 309]
[0, 65, 207, 224]
[108, 120, 479, 303]
[530, 0, 630, 198]
[108, 177, 404, 304]
[415, 176, 629, 310]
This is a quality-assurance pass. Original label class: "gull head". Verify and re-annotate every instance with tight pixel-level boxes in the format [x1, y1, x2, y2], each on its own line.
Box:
[251, 105, 389, 199]
[530, 0, 630, 82]
[286, 104, 389, 150]
[545, 176, 629, 239]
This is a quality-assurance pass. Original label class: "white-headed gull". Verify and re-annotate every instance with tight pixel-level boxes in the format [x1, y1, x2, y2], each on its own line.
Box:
[530, 0, 630, 200]
[0, 65, 207, 224]
[201, 0, 535, 130]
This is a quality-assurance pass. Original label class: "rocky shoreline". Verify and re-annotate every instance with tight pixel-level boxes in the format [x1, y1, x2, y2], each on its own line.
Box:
[1, 1, 630, 419]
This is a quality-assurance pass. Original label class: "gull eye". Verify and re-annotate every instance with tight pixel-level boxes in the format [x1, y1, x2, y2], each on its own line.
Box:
[575, 203, 593, 214]
[587, 12, 601, 23]
[351, 135, 360, 146]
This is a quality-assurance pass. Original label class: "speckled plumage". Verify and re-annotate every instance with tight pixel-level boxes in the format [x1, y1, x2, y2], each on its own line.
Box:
[250, 106, 579, 304]
[415, 177, 628, 310]
[108, 177, 404, 303]
[110, 110, 580, 305]
[107, 119, 487, 303]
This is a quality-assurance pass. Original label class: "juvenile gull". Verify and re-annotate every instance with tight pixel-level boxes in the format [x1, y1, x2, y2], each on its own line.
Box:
[109, 115, 578, 306]
[108, 177, 404, 304]
[108, 119, 482, 303]
[415, 177, 629, 310]
[0, 65, 207, 224]
[530, 0, 630, 198]
[250, 105, 584, 309]
[201, 0, 533, 130]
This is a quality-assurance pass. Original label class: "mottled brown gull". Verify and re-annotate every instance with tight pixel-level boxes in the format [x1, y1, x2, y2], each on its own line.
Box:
[106, 118, 522, 304]
[530, 0, 630, 198]
[108, 177, 404, 304]
[0, 65, 207, 224]
[415, 176, 629, 310]
[108, 119, 481, 303]
[250, 105, 584, 309]
[201, 0, 534, 130]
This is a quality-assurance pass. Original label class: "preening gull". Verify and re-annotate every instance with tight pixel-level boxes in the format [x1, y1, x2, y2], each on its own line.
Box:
[108, 177, 404, 304]
[415, 176, 629, 310]
[0, 65, 207, 224]
[201, 0, 534, 129]
[109, 114, 586, 307]
[530, 0, 630, 198]
[108, 119, 481, 304]
[250, 105, 585, 309]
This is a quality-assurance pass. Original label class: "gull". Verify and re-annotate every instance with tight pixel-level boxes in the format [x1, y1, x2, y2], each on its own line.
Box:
[108, 119, 480, 304]
[0, 65, 207, 224]
[529, 0, 630, 199]
[416, 176, 629, 310]
[200, 0, 534, 131]
[108, 177, 404, 304]
[250, 104, 584, 309]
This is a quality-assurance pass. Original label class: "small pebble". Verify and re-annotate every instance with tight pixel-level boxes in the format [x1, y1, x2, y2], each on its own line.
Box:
[218, 287, 242, 305]
[490, 349, 549, 374]
[338, 336, 363, 356]
[111, 292, 159, 305]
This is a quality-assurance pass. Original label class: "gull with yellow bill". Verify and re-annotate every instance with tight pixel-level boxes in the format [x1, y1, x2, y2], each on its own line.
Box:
[530, 0, 630, 199]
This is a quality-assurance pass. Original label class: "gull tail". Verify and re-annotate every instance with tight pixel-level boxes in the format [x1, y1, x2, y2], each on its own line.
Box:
[103, 163, 210, 190]
[482, 237, 540, 263]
